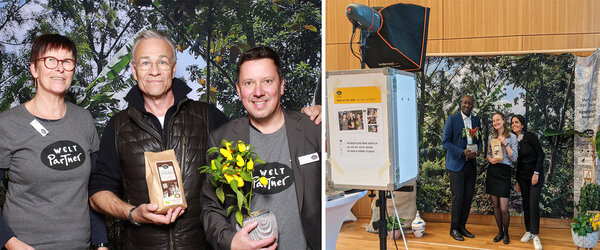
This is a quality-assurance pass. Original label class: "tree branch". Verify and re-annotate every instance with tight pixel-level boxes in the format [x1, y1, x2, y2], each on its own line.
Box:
[106, 16, 133, 56]
[0, 0, 32, 32]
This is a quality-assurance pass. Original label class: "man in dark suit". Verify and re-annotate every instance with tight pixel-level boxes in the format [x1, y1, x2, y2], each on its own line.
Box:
[200, 46, 321, 250]
[442, 95, 482, 241]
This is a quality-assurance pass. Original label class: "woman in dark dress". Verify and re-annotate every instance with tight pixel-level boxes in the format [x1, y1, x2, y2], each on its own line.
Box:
[511, 114, 544, 250]
[486, 112, 518, 244]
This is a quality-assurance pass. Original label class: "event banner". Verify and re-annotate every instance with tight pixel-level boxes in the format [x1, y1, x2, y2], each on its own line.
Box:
[574, 49, 600, 202]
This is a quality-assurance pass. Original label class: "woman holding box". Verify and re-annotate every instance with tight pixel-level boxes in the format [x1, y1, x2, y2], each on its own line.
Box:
[486, 112, 518, 244]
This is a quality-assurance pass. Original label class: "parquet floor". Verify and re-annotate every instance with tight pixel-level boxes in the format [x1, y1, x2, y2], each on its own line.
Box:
[335, 218, 585, 249]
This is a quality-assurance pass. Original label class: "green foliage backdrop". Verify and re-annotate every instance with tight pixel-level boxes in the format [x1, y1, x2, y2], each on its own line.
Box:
[0, 0, 320, 130]
[416, 54, 575, 219]
[0, 0, 320, 248]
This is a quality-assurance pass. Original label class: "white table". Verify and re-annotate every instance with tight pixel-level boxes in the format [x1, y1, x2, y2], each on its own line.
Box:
[326, 190, 368, 250]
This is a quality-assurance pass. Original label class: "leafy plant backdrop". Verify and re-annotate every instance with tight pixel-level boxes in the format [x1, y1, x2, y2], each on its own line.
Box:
[0, 0, 320, 248]
[0, 0, 321, 132]
[416, 54, 575, 219]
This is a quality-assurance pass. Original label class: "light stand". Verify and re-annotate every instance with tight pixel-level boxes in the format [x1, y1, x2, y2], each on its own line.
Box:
[359, 30, 370, 69]
[377, 191, 387, 249]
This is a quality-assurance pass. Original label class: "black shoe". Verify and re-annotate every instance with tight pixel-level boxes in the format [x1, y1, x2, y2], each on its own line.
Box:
[450, 229, 464, 241]
[503, 232, 510, 244]
[459, 228, 474, 238]
[493, 232, 503, 242]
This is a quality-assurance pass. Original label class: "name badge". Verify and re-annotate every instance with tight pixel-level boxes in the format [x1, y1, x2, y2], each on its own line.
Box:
[30, 119, 49, 137]
[298, 152, 319, 165]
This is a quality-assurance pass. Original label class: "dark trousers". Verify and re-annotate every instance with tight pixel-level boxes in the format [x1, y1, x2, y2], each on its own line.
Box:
[517, 175, 543, 234]
[449, 160, 476, 230]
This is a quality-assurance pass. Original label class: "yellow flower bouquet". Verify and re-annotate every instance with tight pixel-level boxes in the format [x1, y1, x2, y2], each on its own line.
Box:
[199, 139, 266, 226]
[572, 212, 600, 236]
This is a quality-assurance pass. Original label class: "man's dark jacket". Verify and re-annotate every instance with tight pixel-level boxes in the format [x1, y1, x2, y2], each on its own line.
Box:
[200, 109, 321, 250]
[90, 79, 227, 249]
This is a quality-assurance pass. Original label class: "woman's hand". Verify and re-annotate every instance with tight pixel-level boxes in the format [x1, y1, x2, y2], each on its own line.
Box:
[5, 237, 34, 250]
[487, 157, 498, 165]
[532, 173, 539, 185]
[499, 136, 508, 146]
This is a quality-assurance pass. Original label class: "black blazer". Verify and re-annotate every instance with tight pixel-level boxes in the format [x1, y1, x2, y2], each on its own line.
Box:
[516, 131, 545, 180]
[200, 109, 321, 250]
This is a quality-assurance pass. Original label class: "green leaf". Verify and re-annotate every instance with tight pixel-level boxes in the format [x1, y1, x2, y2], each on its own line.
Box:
[235, 189, 244, 211]
[543, 129, 589, 139]
[240, 171, 252, 181]
[304, 24, 317, 32]
[236, 210, 243, 226]
[226, 206, 234, 216]
[230, 180, 239, 192]
[216, 186, 224, 203]
[207, 147, 220, 155]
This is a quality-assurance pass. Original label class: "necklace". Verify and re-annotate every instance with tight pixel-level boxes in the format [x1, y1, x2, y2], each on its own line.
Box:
[30, 97, 66, 120]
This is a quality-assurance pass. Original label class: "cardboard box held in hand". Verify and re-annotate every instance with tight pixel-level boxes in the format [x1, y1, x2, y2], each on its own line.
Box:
[145, 149, 187, 214]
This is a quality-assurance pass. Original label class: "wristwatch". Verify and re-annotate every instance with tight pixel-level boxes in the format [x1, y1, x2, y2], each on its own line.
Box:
[533, 171, 540, 175]
[93, 243, 109, 249]
[129, 205, 141, 226]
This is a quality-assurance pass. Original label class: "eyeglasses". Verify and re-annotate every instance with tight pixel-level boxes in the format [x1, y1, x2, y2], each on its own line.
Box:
[37, 56, 76, 71]
[133, 58, 175, 71]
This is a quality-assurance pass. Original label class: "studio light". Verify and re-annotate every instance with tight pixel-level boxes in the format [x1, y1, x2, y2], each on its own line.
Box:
[346, 3, 430, 71]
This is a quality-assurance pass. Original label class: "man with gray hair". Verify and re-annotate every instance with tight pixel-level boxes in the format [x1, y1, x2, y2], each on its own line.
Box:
[89, 29, 224, 249]
[89, 30, 320, 248]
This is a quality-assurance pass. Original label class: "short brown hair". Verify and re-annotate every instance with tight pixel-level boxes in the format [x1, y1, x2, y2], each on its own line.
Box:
[30, 34, 77, 64]
[236, 46, 283, 83]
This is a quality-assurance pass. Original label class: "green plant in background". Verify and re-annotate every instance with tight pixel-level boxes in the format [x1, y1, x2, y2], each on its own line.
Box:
[386, 215, 404, 231]
[571, 212, 600, 236]
[571, 182, 600, 236]
[544, 129, 599, 183]
[576, 182, 600, 214]
[416, 158, 451, 213]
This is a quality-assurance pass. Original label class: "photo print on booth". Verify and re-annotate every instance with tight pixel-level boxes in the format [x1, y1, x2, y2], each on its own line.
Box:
[338, 109, 366, 131]
[367, 108, 378, 116]
[368, 125, 378, 133]
[367, 117, 377, 124]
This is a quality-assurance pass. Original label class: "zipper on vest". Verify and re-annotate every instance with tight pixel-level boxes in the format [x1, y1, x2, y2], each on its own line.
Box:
[129, 109, 164, 146]
[169, 223, 174, 249]
[181, 137, 186, 175]
[164, 97, 187, 149]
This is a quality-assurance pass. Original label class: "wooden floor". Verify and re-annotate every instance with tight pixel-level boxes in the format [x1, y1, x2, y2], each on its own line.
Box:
[335, 218, 584, 250]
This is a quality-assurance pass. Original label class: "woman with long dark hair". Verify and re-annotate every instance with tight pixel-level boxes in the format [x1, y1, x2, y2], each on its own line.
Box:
[511, 114, 544, 250]
[486, 112, 518, 244]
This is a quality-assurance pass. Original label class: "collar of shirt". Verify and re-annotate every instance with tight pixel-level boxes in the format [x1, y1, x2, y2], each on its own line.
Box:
[517, 133, 524, 142]
[461, 111, 473, 129]
[461, 111, 471, 121]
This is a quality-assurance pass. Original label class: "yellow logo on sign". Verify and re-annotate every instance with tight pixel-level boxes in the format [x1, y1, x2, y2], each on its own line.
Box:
[334, 86, 381, 104]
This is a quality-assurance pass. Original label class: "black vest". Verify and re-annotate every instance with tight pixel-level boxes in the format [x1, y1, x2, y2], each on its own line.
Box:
[113, 98, 210, 249]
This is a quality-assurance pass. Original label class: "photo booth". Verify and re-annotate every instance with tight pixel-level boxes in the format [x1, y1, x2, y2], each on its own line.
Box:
[326, 68, 419, 190]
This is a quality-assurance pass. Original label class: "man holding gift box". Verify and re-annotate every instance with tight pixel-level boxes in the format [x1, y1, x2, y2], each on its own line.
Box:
[200, 46, 321, 250]
[88, 30, 321, 249]
[442, 95, 483, 241]
[88, 29, 229, 249]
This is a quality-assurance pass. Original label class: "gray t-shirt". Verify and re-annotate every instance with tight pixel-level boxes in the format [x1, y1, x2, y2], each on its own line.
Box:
[250, 124, 310, 250]
[0, 103, 99, 249]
